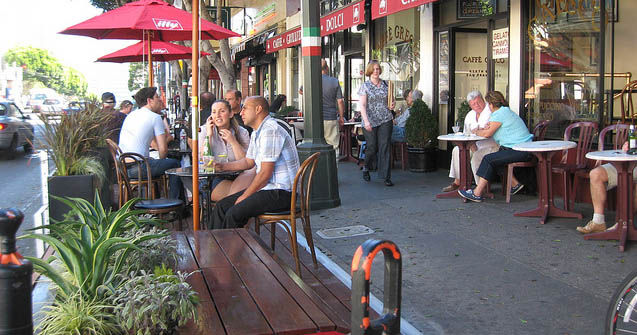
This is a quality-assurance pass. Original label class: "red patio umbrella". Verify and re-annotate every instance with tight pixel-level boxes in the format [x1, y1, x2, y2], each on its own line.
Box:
[96, 40, 209, 63]
[60, 0, 238, 83]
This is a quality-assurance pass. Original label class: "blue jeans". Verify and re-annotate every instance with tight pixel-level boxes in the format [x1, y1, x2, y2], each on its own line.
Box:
[363, 120, 393, 180]
[127, 158, 183, 199]
[391, 126, 406, 143]
[476, 148, 532, 182]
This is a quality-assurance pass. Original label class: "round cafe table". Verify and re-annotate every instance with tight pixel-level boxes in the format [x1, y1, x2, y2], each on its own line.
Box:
[512, 140, 582, 224]
[339, 121, 361, 163]
[436, 133, 486, 201]
[165, 166, 239, 229]
[583, 150, 637, 252]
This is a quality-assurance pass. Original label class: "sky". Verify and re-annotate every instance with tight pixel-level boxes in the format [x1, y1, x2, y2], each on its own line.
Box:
[0, 0, 136, 104]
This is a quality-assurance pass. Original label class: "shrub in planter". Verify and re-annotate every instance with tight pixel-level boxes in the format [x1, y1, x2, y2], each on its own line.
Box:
[405, 100, 438, 172]
[112, 267, 200, 335]
[119, 226, 178, 273]
[456, 100, 471, 127]
[276, 105, 299, 119]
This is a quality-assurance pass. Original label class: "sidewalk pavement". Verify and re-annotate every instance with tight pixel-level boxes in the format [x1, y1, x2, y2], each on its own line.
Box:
[308, 161, 635, 335]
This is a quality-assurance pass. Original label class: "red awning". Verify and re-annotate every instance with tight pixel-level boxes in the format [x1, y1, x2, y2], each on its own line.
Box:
[266, 26, 301, 54]
[320, 0, 364, 36]
[371, 0, 438, 20]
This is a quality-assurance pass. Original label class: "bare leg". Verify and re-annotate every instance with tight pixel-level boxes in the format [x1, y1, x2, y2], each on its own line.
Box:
[589, 166, 609, 215]
[228, 167, 257, 195]
[211, 180, 233, 202]
[473, 177, 489, 197]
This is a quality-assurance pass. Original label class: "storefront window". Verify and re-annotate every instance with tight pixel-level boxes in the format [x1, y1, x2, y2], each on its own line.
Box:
[291, 47, 300, 109]
[525, 0, 607, 138]
[372, 9, 420, 105]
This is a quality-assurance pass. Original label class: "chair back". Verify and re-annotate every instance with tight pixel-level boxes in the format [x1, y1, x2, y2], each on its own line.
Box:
[561, 121, 598, 165]
[118, 152, 154, 202]
[275, 118, 297, 144]
[291, 152, 321, 218]
[619, 80, 637, 123]
[598, 124, 630, 151]
[106, 139, 124, 187]
[532, 120, 550, 141]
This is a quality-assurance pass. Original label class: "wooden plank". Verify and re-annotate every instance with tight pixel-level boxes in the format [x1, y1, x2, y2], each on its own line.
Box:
[179, 300, 226, 335]
[239, 229, 347, 333]
[215, 229, 320, 335]
[184, 230, 231, 268]
[201, 267, 273, 335]
[173, 232, 198, 272]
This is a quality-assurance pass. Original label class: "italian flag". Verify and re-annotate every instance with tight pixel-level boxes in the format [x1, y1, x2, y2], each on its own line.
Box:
[302, 27, 321, 57]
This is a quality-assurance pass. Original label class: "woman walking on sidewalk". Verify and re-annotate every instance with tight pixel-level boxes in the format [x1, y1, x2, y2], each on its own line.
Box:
[358, 60, 395, 186]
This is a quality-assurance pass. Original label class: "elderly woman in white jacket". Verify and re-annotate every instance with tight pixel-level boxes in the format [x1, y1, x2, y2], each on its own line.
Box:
[442, 91, 500, 192]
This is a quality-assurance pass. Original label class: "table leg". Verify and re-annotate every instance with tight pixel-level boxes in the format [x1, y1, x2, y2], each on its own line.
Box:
[514, 151, 582, 224]
[584, 161, 637, 252]
[339, 125, 358, 163]
[437, 141, 471, 199]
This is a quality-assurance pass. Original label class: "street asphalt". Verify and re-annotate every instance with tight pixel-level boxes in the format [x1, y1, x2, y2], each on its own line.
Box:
[308, 159, 635, 334]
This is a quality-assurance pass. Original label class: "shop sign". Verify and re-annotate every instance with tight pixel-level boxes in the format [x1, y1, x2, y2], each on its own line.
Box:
[266, 27, 302, 54]
[492, 27, 508, 59]
[320, 1, 364, 36]
[457, 0, 496, 19]
[371, 0, 437, 20]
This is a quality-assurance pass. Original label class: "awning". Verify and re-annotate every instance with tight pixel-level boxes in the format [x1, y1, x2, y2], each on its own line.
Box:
[320, 0, 364, 36]
[209, 67, 220, 80]
[266, 26, 301, 54]
[232, 29, 277, 62]
[371, 0, 438, 20]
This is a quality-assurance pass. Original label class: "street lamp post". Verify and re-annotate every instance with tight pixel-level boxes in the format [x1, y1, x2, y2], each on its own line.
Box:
[298, 0, 340, 209]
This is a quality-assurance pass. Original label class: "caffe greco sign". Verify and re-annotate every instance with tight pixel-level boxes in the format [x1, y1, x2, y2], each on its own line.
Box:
[266, 27, 301, 54]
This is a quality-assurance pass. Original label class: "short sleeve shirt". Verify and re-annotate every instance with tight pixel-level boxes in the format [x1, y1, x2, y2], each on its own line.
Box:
[358, 80, 393, 128]
[246, 116, 300, 192]
[118, 107, 165, 158]
[322, 74, 344, 120]
[463, 105, 497, 150]
[489, 106, 533, 148]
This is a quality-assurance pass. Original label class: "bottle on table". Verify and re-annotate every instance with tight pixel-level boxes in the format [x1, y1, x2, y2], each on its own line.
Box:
[629, 125, 637, 154]
[179, 128, 187, 151]
[203, 136, 214, 172]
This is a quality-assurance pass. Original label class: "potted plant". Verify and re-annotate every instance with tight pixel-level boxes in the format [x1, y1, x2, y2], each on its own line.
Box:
[40, 99, 113, 221]
[456, 100, 471, 129]
[405, 99, 438, 172]
[275, 105, 299, 119]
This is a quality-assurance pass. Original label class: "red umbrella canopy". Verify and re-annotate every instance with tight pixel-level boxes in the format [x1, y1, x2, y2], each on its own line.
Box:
[60, 0, 239, 41]
[97, 41, 209, 63]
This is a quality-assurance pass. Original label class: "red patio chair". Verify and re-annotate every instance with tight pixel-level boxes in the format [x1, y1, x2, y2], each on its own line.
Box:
[571, 123, 630, 208]
[551, 121, 598, 211]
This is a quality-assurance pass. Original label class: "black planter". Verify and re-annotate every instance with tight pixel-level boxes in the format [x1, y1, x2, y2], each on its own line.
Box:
[407, 146, 437, 173]
[48, 175, 97, 222]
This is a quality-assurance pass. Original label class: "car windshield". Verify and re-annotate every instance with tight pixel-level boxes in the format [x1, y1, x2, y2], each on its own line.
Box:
[44, 99, 60, 105]
[34, 94, 46, 100]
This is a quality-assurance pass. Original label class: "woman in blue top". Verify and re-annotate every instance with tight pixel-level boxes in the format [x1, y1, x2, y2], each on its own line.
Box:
[458, 91, 533, 202]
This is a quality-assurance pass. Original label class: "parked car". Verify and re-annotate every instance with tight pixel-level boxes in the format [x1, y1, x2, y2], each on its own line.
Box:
[62, 101, 86, 114]
[27, 93, 47, 112]
[40, 98, 64, 117]
[0, 101, 34, 158]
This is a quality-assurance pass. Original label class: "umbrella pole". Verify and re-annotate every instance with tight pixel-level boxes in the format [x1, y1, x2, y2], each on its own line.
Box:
[147, 32, 154, 86]
[191, 0, 200, 231]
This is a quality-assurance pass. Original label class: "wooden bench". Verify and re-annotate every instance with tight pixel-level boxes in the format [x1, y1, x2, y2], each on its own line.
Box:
[174, 229, 351, 334]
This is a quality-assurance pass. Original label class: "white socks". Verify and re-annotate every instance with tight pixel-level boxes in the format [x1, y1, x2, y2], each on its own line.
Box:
[592, 213, 605, 224]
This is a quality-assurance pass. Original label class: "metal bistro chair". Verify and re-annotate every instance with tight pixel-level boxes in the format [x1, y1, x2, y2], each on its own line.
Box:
[502, 120, 550, 203]
[119, 152, 185, 229]
[571, 123, 630, 208]
[106, 139, 166, 208]
[254, 152, 321, 276]
[551, 121, 598, 211]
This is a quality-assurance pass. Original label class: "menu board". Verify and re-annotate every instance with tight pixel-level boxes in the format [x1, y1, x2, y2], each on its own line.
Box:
[457, 0, 497, 19]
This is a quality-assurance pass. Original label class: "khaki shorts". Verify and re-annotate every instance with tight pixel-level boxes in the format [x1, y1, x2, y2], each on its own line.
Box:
[601, 163, 637, 190]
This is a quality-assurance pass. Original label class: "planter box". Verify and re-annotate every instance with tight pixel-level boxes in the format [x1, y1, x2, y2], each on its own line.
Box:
[48, 175, 97, 222]
[407, 147, 437, 173]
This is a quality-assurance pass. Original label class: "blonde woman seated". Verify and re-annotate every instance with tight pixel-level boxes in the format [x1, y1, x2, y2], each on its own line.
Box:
[200, 100, 255, 201]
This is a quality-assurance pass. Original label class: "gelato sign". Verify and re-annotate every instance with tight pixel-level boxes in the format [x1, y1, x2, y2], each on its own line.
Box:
[492, 28, 508, 59]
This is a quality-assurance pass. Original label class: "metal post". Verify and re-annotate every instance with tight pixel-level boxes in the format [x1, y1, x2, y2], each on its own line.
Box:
[191, 0, 200, 231]
[351, 239, 402, 335]
[298, 0, 340, 209]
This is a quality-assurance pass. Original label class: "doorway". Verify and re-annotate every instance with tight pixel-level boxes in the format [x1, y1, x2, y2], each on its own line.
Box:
[345, 54, 364, 119]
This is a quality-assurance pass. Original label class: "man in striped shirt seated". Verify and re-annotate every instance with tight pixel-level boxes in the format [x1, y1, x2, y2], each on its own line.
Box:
[210, 96, 300, 229]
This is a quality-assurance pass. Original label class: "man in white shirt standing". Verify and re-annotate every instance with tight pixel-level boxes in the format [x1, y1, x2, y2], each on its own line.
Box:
[442, 90, 499, 192]
[210, 96, 300, 229]
[119, 87, 182, 199]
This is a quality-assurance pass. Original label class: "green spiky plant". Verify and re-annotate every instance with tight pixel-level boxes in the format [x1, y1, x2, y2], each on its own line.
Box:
[39, 98, 111, 186]
[21, 194, 165, 300]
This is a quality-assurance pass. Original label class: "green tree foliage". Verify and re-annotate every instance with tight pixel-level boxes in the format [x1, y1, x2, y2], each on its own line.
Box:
[4, 46, 88, 97]
[128, 62, 147, 92]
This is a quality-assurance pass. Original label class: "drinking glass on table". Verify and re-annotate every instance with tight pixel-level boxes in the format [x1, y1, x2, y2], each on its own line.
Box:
[452, 120, 462, 134]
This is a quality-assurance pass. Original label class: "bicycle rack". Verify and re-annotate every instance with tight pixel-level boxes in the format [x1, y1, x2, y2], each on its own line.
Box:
[351, 239, 402, 335]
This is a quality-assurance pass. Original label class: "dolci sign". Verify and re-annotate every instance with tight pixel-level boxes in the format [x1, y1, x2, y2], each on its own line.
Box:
[492, 28, 508, 59]
[320, 1, 364, 36]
